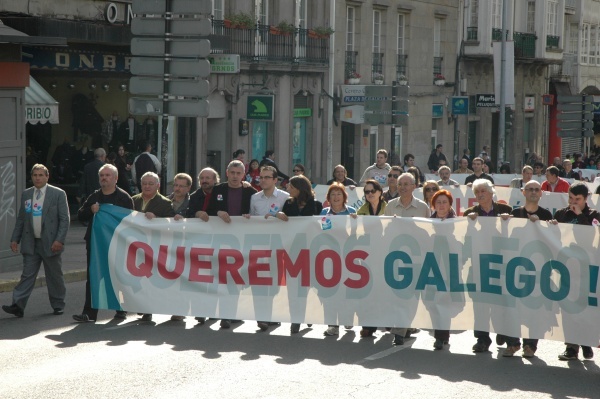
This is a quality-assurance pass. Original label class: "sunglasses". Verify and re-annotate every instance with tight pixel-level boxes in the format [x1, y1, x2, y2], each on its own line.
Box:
[364, 189, 378, 195]
[424, 187, 438, 192]
[293, 169, 303, 172]
[388, 174, 400, 178]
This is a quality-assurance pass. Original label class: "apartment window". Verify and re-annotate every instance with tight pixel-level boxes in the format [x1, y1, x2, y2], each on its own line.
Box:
[347, 6, 355, 52]
[373, 10, 381, 53]
[212, 0, 224, 20]
[296, 0, 307, 28]
[591, 25, 598, 65]
[547, 0, 558, 36]
[256, 0, 268, 25]
[397, 14, 405, 54]
[470, 0, 478, 27]
[492, 0, 502, 29]
[433, 18, 442, 76]
[526, 1, 535, 34]
[582, 23, 590, 64]
[568, 23, 578, 55]
[397, 14, 407, 78]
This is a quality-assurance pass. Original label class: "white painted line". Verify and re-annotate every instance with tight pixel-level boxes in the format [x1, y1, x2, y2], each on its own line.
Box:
[355, 338, 414, 364]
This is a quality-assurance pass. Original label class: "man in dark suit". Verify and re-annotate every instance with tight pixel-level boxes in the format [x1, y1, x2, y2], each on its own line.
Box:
[207, 160, 257, 328]
[186, 167, 219, 221]
[131, 171, 175, 322]
[3, 164, 70, 317]
[79, 147, 106, 202]
[73, 163, 134, 322]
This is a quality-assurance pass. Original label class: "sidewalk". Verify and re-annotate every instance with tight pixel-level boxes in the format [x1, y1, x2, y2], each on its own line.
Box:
[0, 221, 88, 293]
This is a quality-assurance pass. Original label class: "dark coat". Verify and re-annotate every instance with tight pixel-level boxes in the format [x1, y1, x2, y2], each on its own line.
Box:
[132, 192, 176, 218]
[463, 201, 513, 217]
[78, 186, 133, 243]
[186, 189, 210, 218]
[81, 159, 105, 200]
[282, 197, 323, 216]
[206, 182, 257, 216]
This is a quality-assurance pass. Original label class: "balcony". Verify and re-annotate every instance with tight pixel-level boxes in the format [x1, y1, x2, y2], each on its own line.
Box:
[550, 53, 576, 79]
[565, 0, 576, 14]
[372, 52, 384, 83]
[514, 32, 536, 58]
[546, 35, 560, 50]
[345, 50, 358, 79]
[396, 54, 408, 80]
[210, 20, 329, 65]
[433, 56, 443, 75]
[467, 27, 478, 41]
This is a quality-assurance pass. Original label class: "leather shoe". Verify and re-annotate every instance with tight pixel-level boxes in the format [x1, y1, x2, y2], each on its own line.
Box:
[53, 308, 64, 315]
[2, 304, 24, 318]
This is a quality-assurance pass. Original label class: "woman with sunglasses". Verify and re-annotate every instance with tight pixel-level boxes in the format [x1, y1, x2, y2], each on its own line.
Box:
[422, 180, 440, 207]
[292, 163, 305, 176]
[270, 175, 323, 334]
[356, 179, 387, 338]
[429, 189, 457, 349]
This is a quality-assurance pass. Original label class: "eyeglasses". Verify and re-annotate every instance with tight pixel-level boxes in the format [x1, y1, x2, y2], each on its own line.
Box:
[424, 187, 438, 192]
[364, 189, 378, 195]
[259, 176, 275, 180]
[293, 169, 303, 173]
[525, 188, 541, 192]
[388, 174, 400, 178]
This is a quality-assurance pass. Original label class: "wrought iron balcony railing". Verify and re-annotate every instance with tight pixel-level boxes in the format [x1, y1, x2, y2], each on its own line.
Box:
[546, 35, 560, 49]
[467, 27, 478, 41]
[514, 32, 536, 58]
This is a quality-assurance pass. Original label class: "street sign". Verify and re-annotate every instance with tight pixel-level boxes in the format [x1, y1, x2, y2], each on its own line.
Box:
[557, 95, 594, 103]
[557, 112, 594, 121]
[557, 103, 594, 112]
[476, 94, 495, 107]
[132, 0, 212, 15]
[131, 57, 211, 78]
[131, 38, 211, 58]
[247, 95, 274, 121]
[558, 121, 595, 129]
[129, 98, 164, 116]
[130, 77, 210, 97]
[208, 54, 241, 74]
[131, 17, 212, 36]
[166, 99, 210, 117]
[392, 113, 409, 126]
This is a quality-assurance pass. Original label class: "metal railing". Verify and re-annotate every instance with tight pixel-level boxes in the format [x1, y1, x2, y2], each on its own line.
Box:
[433, 56, 443, 75]
[492, 28, 504, 41]
[396, 54, 407, 80]
[550, 53, 576, 77]
[210, 19, 329, 65]
[514, 32, 536, 58]
[546, 35, 560, 49]
[467, 27, 478, 41]
[372, 52, 384, 82]
[345, 50, 358, 78]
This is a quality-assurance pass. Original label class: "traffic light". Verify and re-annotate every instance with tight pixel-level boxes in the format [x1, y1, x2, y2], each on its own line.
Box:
[504, 107, 514, 135]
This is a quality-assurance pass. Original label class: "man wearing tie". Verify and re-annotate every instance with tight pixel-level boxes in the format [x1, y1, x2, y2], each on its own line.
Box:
[3, 164, 70, 317]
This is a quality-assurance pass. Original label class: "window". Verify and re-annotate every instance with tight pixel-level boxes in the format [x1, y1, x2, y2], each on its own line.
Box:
[582, 23, 590, 64]
[212, 0, 224, 20]
[492, 0, 502, 29]
[470, 0, 478, 27]
[567, 23, 578, 55]
[256, 0, 268, 25]
[526, 1, 535, 34]
[397, 14, 407, 78]
[296, 0, 306, 29]
[546, 0, 558, 36]
[591, 25, 599, 65]
[346, 6, 355, 52]
[433, 18, 441, 57]
[373, 10, 381, 53]
[397, 14, 405, 54]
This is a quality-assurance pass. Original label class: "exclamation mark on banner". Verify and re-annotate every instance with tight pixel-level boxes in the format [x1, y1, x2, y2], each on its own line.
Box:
[589, 265, 599, 306]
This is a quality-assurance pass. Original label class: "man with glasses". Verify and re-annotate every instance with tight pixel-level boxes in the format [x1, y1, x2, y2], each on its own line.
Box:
[498, 180, 553, 358]
[207, 160, 258, 328]
[384, 173, 431, 346]
[169, 173, 192, 219]
[245, 165, 289, 331]
[437, 165, 459, 186]
[532, 162, 545, 179]
[383, 166, 402, 202]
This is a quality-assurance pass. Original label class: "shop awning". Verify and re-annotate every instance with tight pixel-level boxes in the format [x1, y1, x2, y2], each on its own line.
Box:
[25, 76, 59, 124]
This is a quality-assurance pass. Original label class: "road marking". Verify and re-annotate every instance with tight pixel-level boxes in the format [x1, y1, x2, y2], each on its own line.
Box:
[355, 339, 414, 364]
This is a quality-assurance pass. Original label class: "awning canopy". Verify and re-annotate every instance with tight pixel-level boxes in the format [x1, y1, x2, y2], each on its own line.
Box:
[25, 76, 59, 124]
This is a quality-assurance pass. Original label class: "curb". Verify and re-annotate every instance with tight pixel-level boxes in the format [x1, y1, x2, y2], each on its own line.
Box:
[0, 269, 87, 294]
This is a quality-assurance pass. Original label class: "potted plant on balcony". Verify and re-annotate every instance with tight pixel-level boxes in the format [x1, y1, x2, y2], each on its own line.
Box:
[398, 74, 408, 85]
[224, 12, 256, 29]
[434, 74, 446, 86]
[270, 20, 295, 36]
[373, 72, 384, 85]
[347, 71, 361, 84]
[309, 26, 334, 39]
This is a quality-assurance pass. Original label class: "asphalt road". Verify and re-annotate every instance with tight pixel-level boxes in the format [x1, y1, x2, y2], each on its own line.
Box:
[1, 281, 599, 399]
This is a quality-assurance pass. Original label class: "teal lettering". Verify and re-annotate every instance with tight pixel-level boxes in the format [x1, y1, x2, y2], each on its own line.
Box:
[540, 260, 570, 301]
[506, 256, 536, 298]
[384, 251, 412, 289]
[415, 252, 446, 291]
[449, 253, 476, 292]
[480, 254, 503, 294]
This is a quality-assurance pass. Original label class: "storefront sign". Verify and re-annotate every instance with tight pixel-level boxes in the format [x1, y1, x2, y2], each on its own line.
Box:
[293, 108, 312, 118]
[340, 105, 364, 124]
[340, 85, 366, 105]
[476, 94, 496, 107]
[247, 95, 274, 121]
[451, 96, 469, 115]
[23, 46, 131, 73]
[208, 54, 240, 74]
[104, 1, 133, 25]
[432, 104, 444, 118]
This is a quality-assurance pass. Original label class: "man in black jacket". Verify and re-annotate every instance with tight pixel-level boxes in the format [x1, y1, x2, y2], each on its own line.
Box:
[72, 164, 134, 322]
[259, 150, 289, 182]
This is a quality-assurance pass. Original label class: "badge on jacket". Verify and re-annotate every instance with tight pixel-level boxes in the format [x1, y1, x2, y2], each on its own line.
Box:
[217, 194, 223, 201]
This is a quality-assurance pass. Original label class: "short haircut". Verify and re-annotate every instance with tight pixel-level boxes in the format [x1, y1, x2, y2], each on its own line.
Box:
[31, 163, 49, 176]
[326, 182, 348, 203]
[264, 150, 275, 158]
[377, 149, 388, 159]
[403, 153, 414, 164]
[174, 173, 192, 186]
[431, 189, 453, 208]
[141, 171, 160, 184]
[99, 163, 118, 177]
[233, 149, 245, 158]
[198, 167, 220, 183]
[522, 165, 533, 173]
[227, 160, 245, 171]
[569, 181, 589, 197]
[472, 157, 484, 165]
[390, 165, 403, 173]
[533, 162, 544, 169]
[546, 165, 560, 176]
[472, 178, 495, 195]
[260, 165, 277, 178]
[94, 147, 106, 158]
[436, 144, 443, 149]
[293, 163, 305, 172]
[399, 172, 416, 185]
[438, 165, 451, 174]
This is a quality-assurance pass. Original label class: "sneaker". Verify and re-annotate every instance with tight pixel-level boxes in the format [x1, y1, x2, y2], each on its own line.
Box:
[141, 314, 152, 322]
[257, 321, 269, 331]
[502, 345, 520, 357]
[72, 314, 95, 323]
[114, 311, 127, 320]
[522, 345, 535, 358]
[195, 317, 206, 324]
[170, 315, 185, 321]
[582, 346, 594, 360]
[220, 319, 231, 329]
[433, 339, 444, 350]
[290, 323, 300, 334]
[496, 334, 506, 346]
[472, 341, 490, 353]
[393, 334, 404, 346]
[324, 326, 339, 336]
[558, 348, 578, 360]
